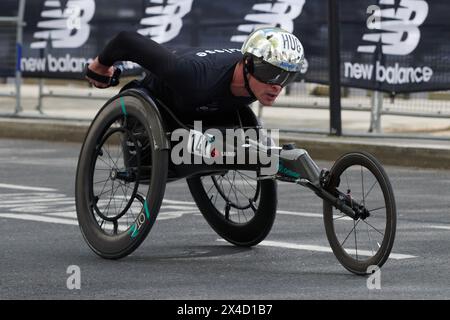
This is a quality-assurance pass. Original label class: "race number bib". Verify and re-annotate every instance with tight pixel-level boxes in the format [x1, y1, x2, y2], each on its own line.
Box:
[187, 130, 215, 158]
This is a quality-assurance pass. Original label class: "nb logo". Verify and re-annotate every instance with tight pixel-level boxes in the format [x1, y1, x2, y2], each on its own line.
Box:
[138, 0, 193, 44]
[357, 0, 429, 55]
[31, 0, 95, 49]
[231, 0, 306, 43]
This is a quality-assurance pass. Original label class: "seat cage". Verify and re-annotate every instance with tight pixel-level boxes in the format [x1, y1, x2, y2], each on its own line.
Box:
[118, 81, 272, 182]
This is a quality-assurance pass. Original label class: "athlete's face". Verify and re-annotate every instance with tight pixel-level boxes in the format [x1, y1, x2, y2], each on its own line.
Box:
[249, 75, 283, 106]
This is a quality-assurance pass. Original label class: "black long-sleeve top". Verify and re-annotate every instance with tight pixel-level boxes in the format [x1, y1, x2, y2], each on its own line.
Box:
[98, 31, 255, 116]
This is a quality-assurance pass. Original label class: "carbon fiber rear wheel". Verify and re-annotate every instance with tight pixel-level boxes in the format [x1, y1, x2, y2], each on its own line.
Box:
[187, 170, 277, 246]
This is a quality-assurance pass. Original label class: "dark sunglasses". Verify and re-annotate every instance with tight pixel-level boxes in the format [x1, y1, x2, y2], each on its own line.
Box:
[250, 58, 298, 87]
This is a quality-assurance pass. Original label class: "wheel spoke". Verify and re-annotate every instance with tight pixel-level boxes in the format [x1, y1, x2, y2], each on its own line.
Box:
[361, 219, 385, 236]
[93, 178, 111, 185]
[361, 166, 366, 206]
[103, 142, 121, 171]
[366, 222, 375, 256]
[364, 180, 378, 201]
[369, 206, 386, 213]
[206, 181, 216, 195]
[236, 171, 258, 192]
[340, 219, 360, 247]
[333, 214, 349, 221]
[96, 153, 115, 169]
[354, 220, 358, 260]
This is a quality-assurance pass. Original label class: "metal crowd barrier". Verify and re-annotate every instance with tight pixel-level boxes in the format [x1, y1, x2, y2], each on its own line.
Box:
[0, 0, 26, 114]
[260, 82, 450, 136]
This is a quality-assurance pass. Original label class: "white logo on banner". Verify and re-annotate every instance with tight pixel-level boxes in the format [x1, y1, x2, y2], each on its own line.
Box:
[31, 0, 95, 49]
[231, 0, 308, 74]
[357, 0, 429, 55]
[344, 0, 433, 85]
[231, 0, 306, 43]
[138, 0, 193, 43]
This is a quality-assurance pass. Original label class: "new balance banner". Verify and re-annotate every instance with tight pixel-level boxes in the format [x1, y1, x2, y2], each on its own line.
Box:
[2, 0, 449, 93]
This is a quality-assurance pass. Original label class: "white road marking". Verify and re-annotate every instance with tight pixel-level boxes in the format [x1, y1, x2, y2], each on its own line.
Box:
[0, 184, 57, 192]
[0, 213, 78, 225]
[161, 205, 199, 211]
[0, 210, 200, 226]
[277, 210, 322, 218]
[157, 210, 200, 220]
[0, 190, 446, 247]
[428, 225, 450, 231]
[217, 239, 417, 260]
[163, 199, 196, 205]
[45, 211, 77, 218]
[0, 199, 75, 208]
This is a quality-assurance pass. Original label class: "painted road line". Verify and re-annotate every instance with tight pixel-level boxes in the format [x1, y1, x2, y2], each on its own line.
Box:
[0, 192, 54, 198]
[0, 213, 78, 225]
[278, 210, 354, 221]
[0, 209, 200, 224]
[0, 184, 57, 192]
[158, 210, 201, 220]
[160, 201, 343, 221]
[43, 209, 201, 222]
[278, 210, 323, 219]
[0, 213, 131, 232]
[161, 205, 199, 211]
[217, 239, 416, 260]
[428, 225, 450, 230]
[163, 199, 196, 205]
[0, 197, 69, 204]
[44, 211, 77, 218]
[0, 200, 75, 208]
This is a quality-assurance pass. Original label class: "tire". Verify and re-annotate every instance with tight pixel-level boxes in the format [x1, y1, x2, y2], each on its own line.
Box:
[323, 152, 397, 275]
[187, 171, 277, 246]
[75, 94, 168, 259]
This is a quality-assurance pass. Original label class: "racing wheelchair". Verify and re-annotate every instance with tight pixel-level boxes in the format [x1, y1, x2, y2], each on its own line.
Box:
[75, 77, 397, 275]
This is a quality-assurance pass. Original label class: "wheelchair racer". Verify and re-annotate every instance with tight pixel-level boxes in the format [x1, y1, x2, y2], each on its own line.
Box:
[85, 27, 305, 116]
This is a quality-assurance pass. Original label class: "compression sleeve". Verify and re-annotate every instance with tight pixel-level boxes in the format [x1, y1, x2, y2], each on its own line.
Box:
[97, 31, 177, 79]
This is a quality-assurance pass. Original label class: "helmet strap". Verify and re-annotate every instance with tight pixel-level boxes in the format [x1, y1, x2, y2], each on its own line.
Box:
[243, 57, 256, 100]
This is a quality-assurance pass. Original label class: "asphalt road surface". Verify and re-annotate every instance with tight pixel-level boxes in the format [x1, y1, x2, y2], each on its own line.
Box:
[0, 138, 449, 300]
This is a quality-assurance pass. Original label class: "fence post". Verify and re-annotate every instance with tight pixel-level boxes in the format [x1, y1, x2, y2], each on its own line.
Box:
[369, 90, 382, 133]
[36, 78, 44, 114]
[328, 0, 342, 136]
[14, 0, 26, 114]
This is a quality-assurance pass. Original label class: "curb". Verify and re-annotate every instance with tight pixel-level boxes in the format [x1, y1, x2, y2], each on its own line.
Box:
[0, 118, 89, 143]
[2, 118, 450, 170]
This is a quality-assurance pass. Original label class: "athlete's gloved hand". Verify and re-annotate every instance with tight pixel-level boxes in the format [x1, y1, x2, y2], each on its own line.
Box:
[84, 57, 121, 88]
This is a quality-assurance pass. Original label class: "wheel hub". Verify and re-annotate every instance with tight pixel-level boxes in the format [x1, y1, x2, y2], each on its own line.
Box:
[110, 169, 118, 180]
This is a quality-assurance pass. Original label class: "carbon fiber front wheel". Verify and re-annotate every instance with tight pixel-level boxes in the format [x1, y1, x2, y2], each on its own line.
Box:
[323, 152, 397, 275]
